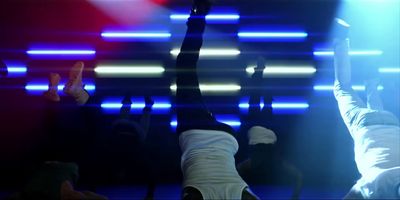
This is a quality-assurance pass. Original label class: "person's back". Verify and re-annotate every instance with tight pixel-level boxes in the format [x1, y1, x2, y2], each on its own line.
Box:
[332, 18, 400, 199]
[180, 129, 249, 200]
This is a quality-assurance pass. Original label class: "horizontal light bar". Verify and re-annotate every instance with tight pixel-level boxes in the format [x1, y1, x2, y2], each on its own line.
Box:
[313, 85, 384, 91]
[27, 50, 96, 55]
[152, 103, 172, 109]
[101, 103, 171, 109]
[101, 32, 171, 38]
[313, 50, 383, 56]
[170, 14, 240, 21]
[271, 103, 309, 109]
[238, 32, 308, 38]
[239, 103, 308, 109]
[379, 68, 400, 73]
[239, 103, 250, 108]
[94, 66, 165, 74]
[170, 120, 241, 127]
[170, 84, 241, 92]
[7, 67, 27, 73]
[25, 84, 96, 91]
[101, 103, 123, 109]
[246, 66, 316, 75]
[170, 48, 240, 57]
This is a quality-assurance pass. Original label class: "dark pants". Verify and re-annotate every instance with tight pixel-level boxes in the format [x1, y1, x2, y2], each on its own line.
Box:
[175, 14, 234, 135]
[246, 78, 273, 128]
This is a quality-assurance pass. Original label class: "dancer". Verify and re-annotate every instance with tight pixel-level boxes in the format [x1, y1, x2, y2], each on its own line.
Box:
[0, 59, 7, 77]
[12, 62, 107, 200]
[237, 57, 303, 200]
[332, 18, 400, 199]
[175, 0, 258, 199]
[107, 94, 154, 185]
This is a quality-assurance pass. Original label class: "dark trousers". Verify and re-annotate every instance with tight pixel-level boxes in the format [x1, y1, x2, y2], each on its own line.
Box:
[246, 78, 273, 128]
[175, 14, 234, 135]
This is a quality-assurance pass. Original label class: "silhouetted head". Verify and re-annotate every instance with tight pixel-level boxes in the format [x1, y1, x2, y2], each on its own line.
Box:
[0, 59, 7, 77]
[247, 126, 277, 145]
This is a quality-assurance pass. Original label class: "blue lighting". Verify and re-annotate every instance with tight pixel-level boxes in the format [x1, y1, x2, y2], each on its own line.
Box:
[7, 67, 27, 73]
[101, 97, 172, 114]
[170, 119, 241, 128]
[238, 32, 308, 38]
[101, 103, 123, 109]
[379, 68, 400, 74]
[25, 85, 48, 91]
[313, 50, 383, 57]
[25, 84, 96, 91]
[239, 103, 250, 108]
[271, 103, 309, 109]
[101, 32, 171, 38]
[27, 50, 96, 55]
[153, 103, 172, 109]
[313, 85, 384, 91]
[170, 14, 240, 22]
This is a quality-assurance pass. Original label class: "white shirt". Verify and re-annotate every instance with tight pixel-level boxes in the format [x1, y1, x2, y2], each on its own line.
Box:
[179, 129, 248, 200]
[351, 125, 400, 198]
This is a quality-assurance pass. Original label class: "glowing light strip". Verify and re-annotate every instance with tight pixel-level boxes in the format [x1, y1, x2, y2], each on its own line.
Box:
[170, 84, 241, 92]
[239, 103, 250, 108]
[25, 84, 96, 91]
[239, 103, 308, 109]
[170, 14, 240, 20]
[101, 103, 122, 109]
[238, 32, 308, 38]
[313, 50, 383, 56]
[101, 32, 171, 38]
[313, 85, 384, 91]
[94, 66, 165, 74]
[246, 66, 316, 75]
[152, 103, 172, 109]
[379, 68, 400, 73]
[170, 48, 240, 56]
[170, 120, 241, 127]
[27, 50, 96, 55]
[271, 103, 309, 109]
[7, 67, 27, 73]
[101, 103, 171, 109]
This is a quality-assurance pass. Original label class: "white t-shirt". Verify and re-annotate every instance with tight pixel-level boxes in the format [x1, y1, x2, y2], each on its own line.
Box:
[351, 125, 400, 198]
[179, 129, 249, 200]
